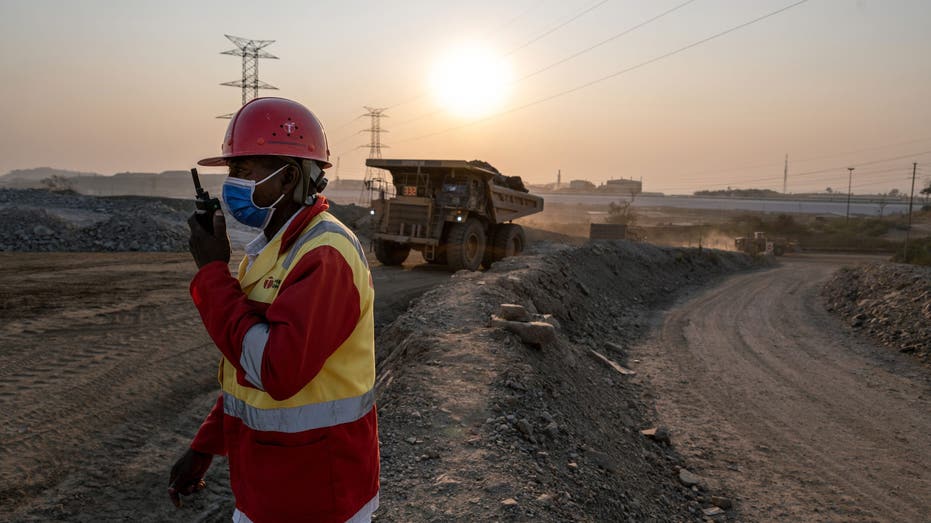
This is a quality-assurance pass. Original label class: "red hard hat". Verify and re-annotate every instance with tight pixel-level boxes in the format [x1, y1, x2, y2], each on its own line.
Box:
[198, 97, 332, 169]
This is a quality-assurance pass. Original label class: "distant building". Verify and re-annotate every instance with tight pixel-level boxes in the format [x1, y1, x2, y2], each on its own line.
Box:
[602, 178, 642, 195]
[568, 179, 596, 191]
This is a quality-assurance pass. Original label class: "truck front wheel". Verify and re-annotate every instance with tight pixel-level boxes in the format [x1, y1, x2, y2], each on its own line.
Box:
[446, 218, 486, 271]
[374, 239, 410, 266]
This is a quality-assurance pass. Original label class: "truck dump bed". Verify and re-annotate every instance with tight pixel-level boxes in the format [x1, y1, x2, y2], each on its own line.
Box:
[365, 159, 544, 223]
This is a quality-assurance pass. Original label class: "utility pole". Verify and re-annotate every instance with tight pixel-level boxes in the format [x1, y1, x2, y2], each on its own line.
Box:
[334, 156, 341, 183]
[845, 167, 855, 223]
[783, 153, 788, 195]
[904, 162, 918, 262]
[217, 35, 279, 118]
[361, 107, 389, 205]
[557, 169, 561, 189]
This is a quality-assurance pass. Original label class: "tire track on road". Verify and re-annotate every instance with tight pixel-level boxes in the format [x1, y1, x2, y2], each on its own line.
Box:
[637, 255, 931, 522]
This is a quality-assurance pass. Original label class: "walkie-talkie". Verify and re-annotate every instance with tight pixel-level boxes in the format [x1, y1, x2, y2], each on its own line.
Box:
[191, 168, 222, 234]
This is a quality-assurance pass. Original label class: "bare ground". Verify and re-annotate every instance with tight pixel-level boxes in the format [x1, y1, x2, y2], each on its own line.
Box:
[3, 249, 928, 522]
[0, 252, 448, 522]
[636, 254, 931, 522]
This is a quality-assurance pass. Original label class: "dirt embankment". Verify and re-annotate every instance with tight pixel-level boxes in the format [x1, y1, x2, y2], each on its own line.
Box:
[822, 262, 931, 363]
[373, 241, 757, 521]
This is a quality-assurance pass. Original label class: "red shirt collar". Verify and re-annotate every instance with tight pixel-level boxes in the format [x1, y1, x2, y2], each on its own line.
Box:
[279, 195, 330, 254]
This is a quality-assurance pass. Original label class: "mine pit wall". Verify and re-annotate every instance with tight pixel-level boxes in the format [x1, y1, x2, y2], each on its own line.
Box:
[374, 242, 758, 522]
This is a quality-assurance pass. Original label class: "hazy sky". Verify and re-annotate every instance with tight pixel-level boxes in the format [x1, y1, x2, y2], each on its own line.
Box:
[1, 0, 930, 194]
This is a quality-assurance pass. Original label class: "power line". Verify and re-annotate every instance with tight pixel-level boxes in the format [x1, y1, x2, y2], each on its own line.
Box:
[394, 0, 810, 144]
[664, 136, 931, 184]
[484, 1, 544, 37]
[659, 164, 927, 194]
[216, 35, 279, 119]
[360, 107, 390, 205]
[506, 0, 612, 56]
[391, 0, 699, 132]
[790, 149, 931, 177]
[326, 115, 364, 134]
[335, 1, 569, 118]
[641, 155, 930, 194]
[668, 153, 931, 189]
[519, 0, 699, 81]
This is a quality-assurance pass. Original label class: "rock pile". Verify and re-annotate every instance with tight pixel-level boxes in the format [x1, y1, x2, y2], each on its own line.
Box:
[0, 189, 192, 252]
[0, 188, 372, 253]
[374, 241, 759, 521]
[822, 262, 931, 363]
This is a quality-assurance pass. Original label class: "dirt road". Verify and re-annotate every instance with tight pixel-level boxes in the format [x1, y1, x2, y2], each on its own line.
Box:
[0, 252, 447, 521]
[637, 254, 931, 522]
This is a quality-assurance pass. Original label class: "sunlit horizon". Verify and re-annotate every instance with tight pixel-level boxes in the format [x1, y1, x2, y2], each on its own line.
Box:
[1, 0, 930, 195]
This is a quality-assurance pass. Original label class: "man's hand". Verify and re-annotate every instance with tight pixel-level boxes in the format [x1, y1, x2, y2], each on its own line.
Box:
[168, 448, 213, 508]
[188, 210, 231, 269]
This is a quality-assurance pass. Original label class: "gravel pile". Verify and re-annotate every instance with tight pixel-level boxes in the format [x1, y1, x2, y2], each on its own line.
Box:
[374, 241, 759, 521]
[0, 189, 191, 252]
[823, 263, 931, 363]
[0, 188, 373, 253]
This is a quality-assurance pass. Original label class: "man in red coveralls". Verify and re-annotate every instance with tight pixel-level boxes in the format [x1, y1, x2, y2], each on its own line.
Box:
[169, 97, 379, 522]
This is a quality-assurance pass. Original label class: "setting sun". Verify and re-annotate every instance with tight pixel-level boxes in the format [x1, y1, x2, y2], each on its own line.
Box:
[428, 43, 513, 118]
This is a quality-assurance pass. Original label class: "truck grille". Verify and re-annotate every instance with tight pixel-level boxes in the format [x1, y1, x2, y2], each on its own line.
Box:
[386, 203, 429, 237]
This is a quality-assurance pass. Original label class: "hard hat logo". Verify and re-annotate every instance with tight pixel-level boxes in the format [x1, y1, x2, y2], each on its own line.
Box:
[282, 121, 297, 135]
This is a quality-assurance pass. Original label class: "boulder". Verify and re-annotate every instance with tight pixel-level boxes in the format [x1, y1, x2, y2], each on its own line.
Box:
[491, 316, 557, 348]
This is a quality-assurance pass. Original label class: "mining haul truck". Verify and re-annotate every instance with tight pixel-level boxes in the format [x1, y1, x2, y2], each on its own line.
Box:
[735, 231, 795, 256]
[366, 159, 544, 271]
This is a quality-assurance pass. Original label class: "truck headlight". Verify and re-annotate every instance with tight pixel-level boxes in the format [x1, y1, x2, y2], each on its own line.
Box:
[456, 215, 463, 222]
[369, 209, 375, 215]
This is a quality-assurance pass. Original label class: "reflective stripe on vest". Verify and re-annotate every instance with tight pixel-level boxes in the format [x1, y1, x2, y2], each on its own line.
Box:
[223, 388, 375, 433]
[283, 218, 368, 270]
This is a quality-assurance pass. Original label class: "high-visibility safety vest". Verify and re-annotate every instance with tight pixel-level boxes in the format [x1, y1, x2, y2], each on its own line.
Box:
[189, 196, 379, 523]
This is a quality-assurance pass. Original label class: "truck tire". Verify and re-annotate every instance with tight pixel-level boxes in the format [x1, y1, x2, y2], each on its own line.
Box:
[446, 218, 486, 271]
[491, 223, 525, 264]
[482, 224, 500, 268]
[482, 224, 526, 268]
[374, 239, 410, 266]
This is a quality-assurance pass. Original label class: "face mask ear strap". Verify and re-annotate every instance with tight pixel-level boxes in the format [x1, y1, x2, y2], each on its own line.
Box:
[256, 163, 290, 186]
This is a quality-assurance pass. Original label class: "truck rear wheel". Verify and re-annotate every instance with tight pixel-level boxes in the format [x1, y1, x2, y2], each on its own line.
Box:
[483, 223, 526, 268]
[446, 218, 486, 271]
[374, 239, 410, 266]
[494, 224, 525, 262]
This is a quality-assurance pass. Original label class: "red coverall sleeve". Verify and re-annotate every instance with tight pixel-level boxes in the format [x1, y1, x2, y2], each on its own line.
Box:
[189, 261, 265, 363]
[190, 394, 226, 456]
[190, 247, 362, 401]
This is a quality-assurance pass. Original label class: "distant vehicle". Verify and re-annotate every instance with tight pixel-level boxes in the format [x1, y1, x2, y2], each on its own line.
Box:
[735, 231, 796, 256]
[366, 159, 544, 271]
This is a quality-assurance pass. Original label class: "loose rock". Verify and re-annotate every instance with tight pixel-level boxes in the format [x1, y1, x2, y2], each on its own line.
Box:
[678, 468, 702, 487]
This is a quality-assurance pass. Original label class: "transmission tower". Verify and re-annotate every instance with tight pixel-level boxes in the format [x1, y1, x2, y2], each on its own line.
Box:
[361, 106, 390, 204]
[217, 34, 279, 119]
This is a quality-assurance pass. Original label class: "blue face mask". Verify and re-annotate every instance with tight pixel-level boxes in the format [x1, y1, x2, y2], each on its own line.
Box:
[222, 164, 288, 229]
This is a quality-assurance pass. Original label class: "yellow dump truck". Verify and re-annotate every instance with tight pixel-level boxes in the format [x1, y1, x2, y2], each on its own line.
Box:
[366, 159, 544, 270]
